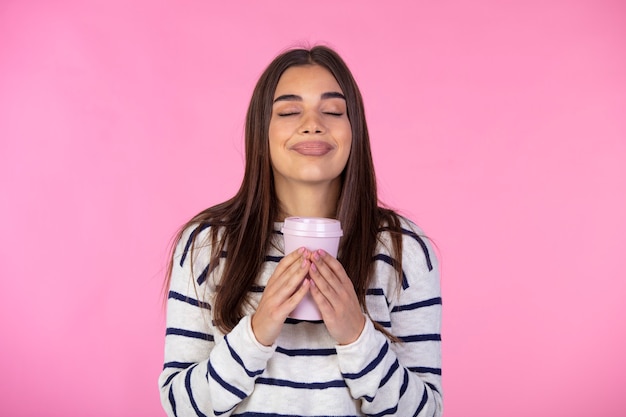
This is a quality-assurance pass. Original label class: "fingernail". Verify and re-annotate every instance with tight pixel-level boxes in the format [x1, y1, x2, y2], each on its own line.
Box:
[298, 247, 305, 254]
[318, 249, 325, 257]
[311, 263, 317, 272]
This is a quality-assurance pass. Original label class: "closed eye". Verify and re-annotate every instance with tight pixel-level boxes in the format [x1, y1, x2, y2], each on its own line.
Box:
[277, 112, 300, 117]
[323, 112, 344, 116]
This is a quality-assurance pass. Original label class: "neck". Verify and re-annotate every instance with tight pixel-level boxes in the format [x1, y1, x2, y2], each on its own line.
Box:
[275, 179, 341, 220]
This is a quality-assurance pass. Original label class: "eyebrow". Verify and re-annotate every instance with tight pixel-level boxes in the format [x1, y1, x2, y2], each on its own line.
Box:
[273, 91, 346, 103]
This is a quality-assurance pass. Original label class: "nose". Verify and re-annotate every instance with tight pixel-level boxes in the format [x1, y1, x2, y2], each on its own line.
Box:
[299, 113, 325, 135]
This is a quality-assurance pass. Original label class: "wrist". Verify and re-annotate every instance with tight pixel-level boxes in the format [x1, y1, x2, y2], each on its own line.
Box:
[337, 314, 366, 346]
[251, 313, 274, 347]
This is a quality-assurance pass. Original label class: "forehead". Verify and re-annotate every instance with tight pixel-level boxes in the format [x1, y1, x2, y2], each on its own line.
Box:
[274, 65, 343, 97]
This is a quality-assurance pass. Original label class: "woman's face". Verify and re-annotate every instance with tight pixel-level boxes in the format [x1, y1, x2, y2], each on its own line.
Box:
[268, 65, 352, 191]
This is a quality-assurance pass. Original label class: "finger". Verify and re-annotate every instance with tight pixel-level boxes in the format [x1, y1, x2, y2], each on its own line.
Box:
[272, 247, 307, 277]
[308, 277, 332, 312]
[269, 248, 310, 287]
[264, 273, 311, 319]
[266, 252, 311, 296]
[309, 251, 360, 314]
[308, 260, 336, 298]
[315, 250, 350, 283]
[285, 277, 311, 310]
[253, 257, 311, 344]
[309, 251, 345, 293]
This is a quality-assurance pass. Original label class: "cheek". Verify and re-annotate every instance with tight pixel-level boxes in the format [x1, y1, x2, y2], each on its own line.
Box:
[338, 133, 352, 170]
[267, 130, 287, 171]
[268, 120, 290, 144]
[268, 123, 277, 144]
[268, 139, 279, 168]
[268, 124, 282, 152]
[340, 124, 352, 154]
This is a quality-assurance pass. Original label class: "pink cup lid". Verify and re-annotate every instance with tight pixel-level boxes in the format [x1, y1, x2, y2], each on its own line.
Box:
[281, 217, 343, 237]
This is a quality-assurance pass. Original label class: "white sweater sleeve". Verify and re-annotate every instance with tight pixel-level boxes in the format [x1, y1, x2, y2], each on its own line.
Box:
[335, 226, 443, 417]
[158, 226, 276, 417]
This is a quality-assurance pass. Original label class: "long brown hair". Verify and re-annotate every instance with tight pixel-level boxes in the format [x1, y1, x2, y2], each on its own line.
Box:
[165, 45, 403, 336]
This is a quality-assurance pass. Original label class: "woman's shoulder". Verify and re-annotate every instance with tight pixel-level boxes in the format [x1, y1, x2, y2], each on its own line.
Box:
[377, 211, 427, 241]
[377, 212, 437, 270]
[397, 216, 430, 246]
[178, 221, 213, 247]
[173, 221, 225, 265]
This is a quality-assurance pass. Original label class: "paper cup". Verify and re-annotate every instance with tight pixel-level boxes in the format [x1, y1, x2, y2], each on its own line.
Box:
[282, 217, 343, 320]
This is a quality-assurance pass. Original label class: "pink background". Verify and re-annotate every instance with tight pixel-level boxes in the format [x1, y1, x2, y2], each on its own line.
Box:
[1, 1, 625, 416]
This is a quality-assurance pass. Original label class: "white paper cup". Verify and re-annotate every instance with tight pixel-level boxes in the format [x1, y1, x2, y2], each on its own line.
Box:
[282, 217, 343, 320]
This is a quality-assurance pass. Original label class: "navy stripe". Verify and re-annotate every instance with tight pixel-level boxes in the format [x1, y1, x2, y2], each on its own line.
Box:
[225, 336, 264, 377]
[166, 327, 214, 342]
[413, 386, 429, 417]
[367, 288, 385, 296]
[401, 227, 433, 271]
[207, 361, 247, 399]
[399, 368, 410, 398]
[265, 255, 283, 262]
[366, 288, 391, 308]
[276, 346, 337, 357]
[197, 264, 210, 286]
[196, 252, 228, 285]
[250, 286, 265, 293]
[214, 402, 239, 417]
[285, 317, 324, 324]
[375, 320, 392, 328]
[379, 359, 399, 389]
[185, 365, 208, 417]
[362, 361, 401, 402]
[363, 372, 410, 417]
[391, 297, 442, 313]
[180, 223, 211, 266]
[368, 396, 398, 417]
[372, 254, 409, 289]
[164, 361, 195, 370]
[161, 371, 180, 388]
[256, 377, 346, 390]
[233, 413, 359, 417]
[399, 334, 441, 343]
[343, 342, 389, 380]
[425, 381, 441, 394]
[369, 405, 398, 417]
[409, 366, 442, 376]
[168, 291, 211, 310]
[168, 385, 178, 417]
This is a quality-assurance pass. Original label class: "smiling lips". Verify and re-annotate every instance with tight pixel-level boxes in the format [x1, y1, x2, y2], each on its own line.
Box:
[290, 141, 334, 156]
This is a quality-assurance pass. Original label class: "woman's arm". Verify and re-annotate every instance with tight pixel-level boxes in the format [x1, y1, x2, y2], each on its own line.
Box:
[158, 226, 276, 417]
[335, 226, 443, 417]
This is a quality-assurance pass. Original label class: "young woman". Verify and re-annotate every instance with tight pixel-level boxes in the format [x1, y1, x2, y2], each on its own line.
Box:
[159, 46, 443, 417]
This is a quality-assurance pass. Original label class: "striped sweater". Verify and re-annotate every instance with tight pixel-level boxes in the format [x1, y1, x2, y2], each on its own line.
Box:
[159, 218, 443, 417]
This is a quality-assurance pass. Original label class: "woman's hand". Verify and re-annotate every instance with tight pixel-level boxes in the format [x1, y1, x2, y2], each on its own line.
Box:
[251, 248, 311, 346]
[308, 250, 366, 345]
